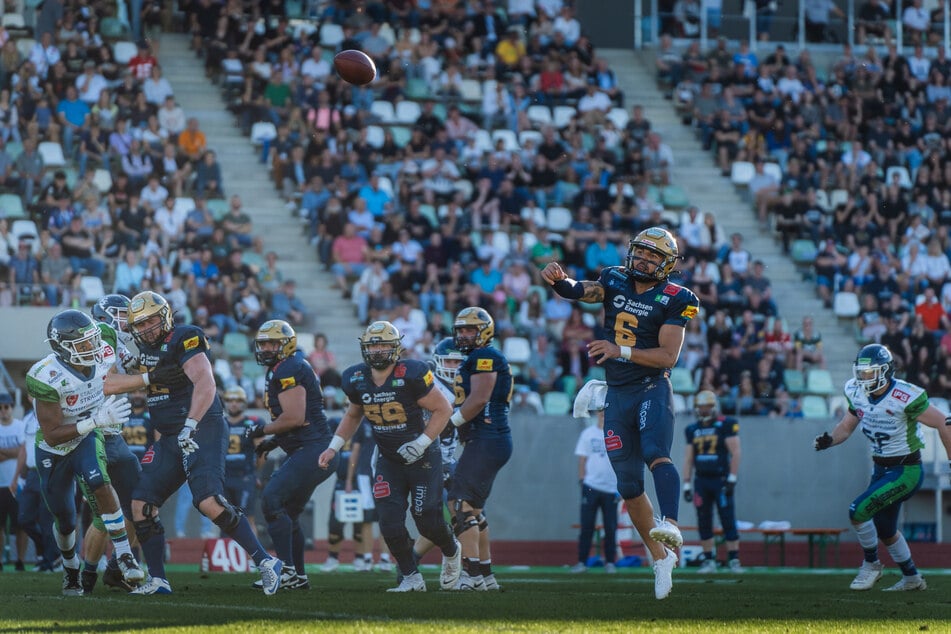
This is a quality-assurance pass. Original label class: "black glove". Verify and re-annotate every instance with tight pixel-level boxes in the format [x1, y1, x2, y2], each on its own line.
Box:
[245, 420, 266, 440]
[147, 364, 190, 389]
[255, 436, 279, 457]
[682, 483, 693, 503]
[814, 432, 833, 451]
[722, 479, 736, 497]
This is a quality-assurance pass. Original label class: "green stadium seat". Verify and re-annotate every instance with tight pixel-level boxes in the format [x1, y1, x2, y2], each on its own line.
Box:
[801, 395, 829, 419]
[543, 391, 571, 415]
[661, 185, 689, 209]
[783, 369, 805, 395]
[805, 369, 835, 396]
[223, 332, 252, 359]
[670, 367, 696, 395]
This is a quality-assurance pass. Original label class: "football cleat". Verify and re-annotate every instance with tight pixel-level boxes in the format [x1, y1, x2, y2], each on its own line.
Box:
[653, 548, 677, 600]
[697, 558, 718, 574]
[320, 557, 339, 573]
[482, 573, 501, 590]
[883, 574, 927, 592]
[81, 570, 98, 594]
[387, 571, 426, 592]
[353, 558, 372, 572]
[285, 574, 310, 590]
[604, 563, 617, 574]
[63, 566, 84, 596]
[130, 577, 172, 595]
[103, 566, 135, 591]
[440, 539, 462, 590]
[569, 562, 587, 573]
[849, 561, 883, 590]
[258, 557, 283, 596]
[375, 560, 395, 573]
[649, 518, 684, 549]
[453, 570, 485, 591]
[727, 558, 745, 574]
[117, 553, 145, 584]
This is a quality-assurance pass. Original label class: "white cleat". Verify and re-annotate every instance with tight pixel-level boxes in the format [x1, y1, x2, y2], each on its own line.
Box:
[374, 560, 395, 573]
[353, 558, 371, 572]
[604, 563, 617, 574]
[653, 548, 678, 600]
[440, 540, 462, 590]
[387, 571, 426, 592]
[129, 576, 172, 595]
[320, 557, 339, 573]
[259, 557, 283, 596]
[727, 558, 744, 574]
[117, 553, 145, 583]
[697, 558, 717, 574]
[453, 570, 485, 590]
[849, 561, 883, 591]
[482, 573, 501, 590]
[569, 562, 587, 573]
[883, 574, 927, 592]
[649, 517, 683, 549]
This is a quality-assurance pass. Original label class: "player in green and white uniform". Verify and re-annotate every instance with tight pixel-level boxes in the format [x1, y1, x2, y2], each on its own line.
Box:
[26, 309, 144, 596]
[815, 344, 951, 592]
[80, 294, 145, 592]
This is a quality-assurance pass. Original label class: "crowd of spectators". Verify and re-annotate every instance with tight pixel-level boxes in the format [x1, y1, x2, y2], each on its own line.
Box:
[660, 29, 951, 408]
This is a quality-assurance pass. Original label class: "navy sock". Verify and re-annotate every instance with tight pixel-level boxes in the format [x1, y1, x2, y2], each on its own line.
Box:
[479, 560, 492, 577]
[227, 516, 269, 566]
[141, 534, 166, 579]
[291, 521, 305, 574]
[83, 559, 98, 573]
[651, 462, 681, 521]
[465, 557, 480, 576]
[728, 550, 739, 561]
[703, 551, 715, 561]
[898, 559, 918, 576]
[266, 512, 293, 565]
[863, 547, 879, 563]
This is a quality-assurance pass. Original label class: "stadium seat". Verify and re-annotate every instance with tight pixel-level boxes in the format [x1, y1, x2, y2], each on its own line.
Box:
[223, 332, 252, 359]
[491, 129, 519, 152]
[11, 219, 38, 244]
[801, 395, 829, 419]
[1, 13, 25, 29]
[502, 336, 532, 365]
[38, 142, 65, 167]
[453, 179, 474, 200]
[552, 106, 576, 129]
[418, 204, 438, 226]
[390, 126, 412, 148]
[670, 367, 696, 395]
[661, 185, 689, 209]
[79, 276, 105, 304]
[814, 189, 831, 212]
[829, 189, 849, 209]
[376, 175, 394, 197]
[250, 122, 277, 146]
[100, 17, 131, 41]
[15, 38, 35, 60]
[526, 105, 552, 127]
[885, 166, 912, 189]
[319, 23, 345, 48]
[546, 207, 573, 232]
[5, 141, 22, 160]
[805, 369, 835, 396]
[518, 129, 543, 148]
[173, 197, 195, 218]
[833, 291, 861, 319]
[93, 168, 112, 193]
[365, 125, 385, 148]
[404, 78, 431, 100]
[783, 369, 805, 395]
[790, 239, 818, 276]
[0, 193, 26, 220]
[543, 391, 571, 416]
[395, 101, 421, 124]
[369, 100, 395, 124]
[763, 162, 783, 183]
[207, 198, 229, 221]
[730, 161, 754, 187]
[113, 41, 137, 64]
[295, 331, 315, 355]
[608, 182, 635, 198]
[606, 107, 629, 129]
[377, 22, 396, 45]
[458, 79, 482, 102]
[585, 366, 606, 382]
[473, 129, 493, 153]
[671, 393, 689, 415]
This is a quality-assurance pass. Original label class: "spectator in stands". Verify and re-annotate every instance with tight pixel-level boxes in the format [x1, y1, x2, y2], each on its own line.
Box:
[195, 149, 224, 198]
[270, 279, 307, 326]
[143, 65, 174, 105]
[38, 240, 71, 306]
[793, 316, 826, 371]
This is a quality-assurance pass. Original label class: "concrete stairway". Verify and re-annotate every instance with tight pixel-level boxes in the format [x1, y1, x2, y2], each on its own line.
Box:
[157, 34, 362, 368]
[601, 48, 856, 387]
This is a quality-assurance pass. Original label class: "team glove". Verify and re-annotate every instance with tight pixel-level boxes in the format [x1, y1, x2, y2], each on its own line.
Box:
[178, 418, 200, 456]
[78, 396, 133, 434]
[244, 420, 267, 440]
[255, 436, 279, 457]
[814, 432, 833, 451]
[450, 409, 467, 427]
[397, 434, 433, 464]
[723, 474, 737, 497]
[143, 364, 191, 390]
[682, 482, 693, 503]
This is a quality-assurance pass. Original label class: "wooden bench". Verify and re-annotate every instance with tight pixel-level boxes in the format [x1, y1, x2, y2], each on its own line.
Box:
[790, 528, 847, 568]
[678, 525, 789, 566]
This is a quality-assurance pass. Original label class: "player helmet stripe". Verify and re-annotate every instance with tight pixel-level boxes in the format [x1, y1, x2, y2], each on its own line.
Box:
[254, 320, 297, 367]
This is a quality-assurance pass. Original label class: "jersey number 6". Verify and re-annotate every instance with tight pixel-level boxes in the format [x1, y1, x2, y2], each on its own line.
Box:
[614, 313, 639, 347]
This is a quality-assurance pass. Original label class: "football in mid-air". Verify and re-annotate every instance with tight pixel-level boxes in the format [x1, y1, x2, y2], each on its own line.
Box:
[334, 49, 376, 86]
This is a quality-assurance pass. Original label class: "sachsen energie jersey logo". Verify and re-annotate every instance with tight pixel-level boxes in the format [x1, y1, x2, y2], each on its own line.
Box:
[280, 377, 296, 389]
[681, 306, 699, 319]
[477, 358, 494, 371]
[423, 370, 434, 386]
[183, 336, 200, 350]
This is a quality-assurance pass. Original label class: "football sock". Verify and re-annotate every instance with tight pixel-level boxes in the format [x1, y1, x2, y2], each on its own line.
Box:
[140, 534, 167, 579]
[703, 551, 715, 561]
[650, 462, 680, 521]
[229, 516, 269, 566]
[291, 521, 305, 574]
[479, 559, 492, 577]
[727, 550, 739, 561]
[886, 534, 917, 576]
[852, 521, 878, 561]
[363, 553, 373, 563]
[83, 559, 98, 574]
[464, 557, 480, 576]
[102, 511, 132, 557]
[266, 512, 292, 566]
[55, 529, 79, 569]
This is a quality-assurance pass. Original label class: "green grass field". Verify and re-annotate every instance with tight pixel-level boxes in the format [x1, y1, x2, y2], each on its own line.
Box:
[1, 565, 949, 633]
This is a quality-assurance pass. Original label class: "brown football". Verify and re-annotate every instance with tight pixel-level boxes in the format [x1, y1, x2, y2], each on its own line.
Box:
[334, 49, 376, 86]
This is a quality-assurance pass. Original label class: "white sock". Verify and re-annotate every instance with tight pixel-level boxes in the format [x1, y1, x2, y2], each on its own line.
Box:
[886, 533, 912, 569]
[853, 521, 878, 552]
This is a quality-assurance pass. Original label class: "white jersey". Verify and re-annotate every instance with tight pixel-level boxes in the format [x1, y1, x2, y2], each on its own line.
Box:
[22, 409, 38, 469]
[96, 322, 135, 436]
[844, 378, 928, 459]
[26, 352, 112, 455]
[0, 417, 26, 486]
[431, 380, 458, 467]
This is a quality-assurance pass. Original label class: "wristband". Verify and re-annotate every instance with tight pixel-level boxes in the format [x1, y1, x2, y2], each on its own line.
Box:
[619, 345, 632, 360]
[328, 434, 345, 452]
[450, 409, 466, 427]
[141, 372, 150, 387]
[683, 482, 692, 491]
[184, 417, 199, 430]
[727, 473, 737, 483]
[76, 418, 96, 435]
[412, 433, 433, 450]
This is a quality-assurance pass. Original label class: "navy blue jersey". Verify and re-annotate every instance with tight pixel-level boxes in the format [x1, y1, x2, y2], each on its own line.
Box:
[264, 350, 331, 452]
[225, 414, 258, 478]
[353, 419, 376, 477]
[121, 410, 153, 459]
[136, 324, 222, 436]
[458, 346, 513, 441]
[684, 416, 738, 478]
[597, 267, 700, 386]
[340, 359, 435, 463]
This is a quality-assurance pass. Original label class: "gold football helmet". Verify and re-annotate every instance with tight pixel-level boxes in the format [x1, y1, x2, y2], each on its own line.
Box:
[694, 389, 719, 423]
[223, 386, 248, 402]
[453, 306, 495, 353]
[254, 319, 297, 366]
[359, 321, 403, 370]
[625, 226, 679, 282]
[128, 291, 174, 347]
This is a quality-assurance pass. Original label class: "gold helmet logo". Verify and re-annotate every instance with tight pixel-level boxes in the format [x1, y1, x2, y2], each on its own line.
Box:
[453, 306, 495, 353]
[625, 226, 680, 282]
[128, 291, 173, 347]
[254, 319, 297, 366]
[359, 321, 403, 370]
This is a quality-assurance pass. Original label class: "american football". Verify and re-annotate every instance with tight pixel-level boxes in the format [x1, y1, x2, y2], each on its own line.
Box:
[334, 49, 376, 86]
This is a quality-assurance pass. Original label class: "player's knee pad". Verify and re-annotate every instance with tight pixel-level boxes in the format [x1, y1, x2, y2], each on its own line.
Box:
[327, 531, 343, 546]
[212, 495, 243, 532]
[452, 500, 479, 537]
[134, 516, 164, 543]
[476, 513, 488, 532]
[616, 481, 644, 500]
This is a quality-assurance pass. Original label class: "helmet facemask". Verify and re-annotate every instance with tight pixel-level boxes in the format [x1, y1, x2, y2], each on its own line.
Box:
[54, 326, 104, 367]
[853, 362, 890, 395]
